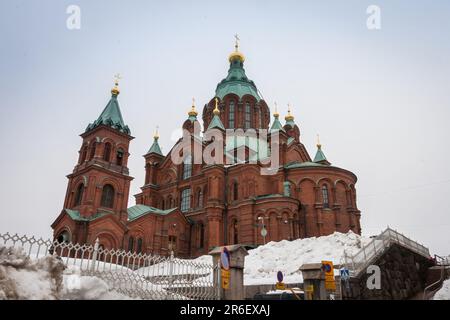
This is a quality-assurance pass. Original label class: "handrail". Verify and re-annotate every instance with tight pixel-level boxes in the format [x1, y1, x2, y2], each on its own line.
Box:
[344, 227, 430, 277]
[423, 264, 445, 300]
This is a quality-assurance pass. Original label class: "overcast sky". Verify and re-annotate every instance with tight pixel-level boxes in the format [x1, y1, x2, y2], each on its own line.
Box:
[1, 0, 449, 255]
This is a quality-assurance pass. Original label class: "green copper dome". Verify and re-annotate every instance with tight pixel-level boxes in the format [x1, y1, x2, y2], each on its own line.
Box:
[215, 59, 261, 101]
[86, 92, 130, 135]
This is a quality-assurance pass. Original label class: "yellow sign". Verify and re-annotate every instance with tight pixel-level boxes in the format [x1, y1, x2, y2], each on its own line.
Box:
[221, 269, 230, 290]
[325, 280, 336, 291]
[305, 285, 314, 292]
[276, 282, 286, 290]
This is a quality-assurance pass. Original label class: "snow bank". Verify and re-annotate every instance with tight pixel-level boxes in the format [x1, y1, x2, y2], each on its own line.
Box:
[433, 279, 450, 300]
[0, 246, 134, 300]
[243, 231, 370, 285]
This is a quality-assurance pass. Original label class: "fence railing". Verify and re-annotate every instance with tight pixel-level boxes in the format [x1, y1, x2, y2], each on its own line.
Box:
[0, 232, 218, 300]
[343, 227, 431, 277]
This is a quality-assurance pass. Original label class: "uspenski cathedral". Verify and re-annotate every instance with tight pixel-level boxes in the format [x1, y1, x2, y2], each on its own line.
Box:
[51, 39, 361, 258]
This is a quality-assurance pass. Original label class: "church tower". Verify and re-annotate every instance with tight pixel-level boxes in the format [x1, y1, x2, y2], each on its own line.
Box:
[53, 78, 134, 245]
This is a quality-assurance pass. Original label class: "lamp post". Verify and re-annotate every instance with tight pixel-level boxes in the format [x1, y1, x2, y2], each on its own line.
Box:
[258, 216, 267, 245]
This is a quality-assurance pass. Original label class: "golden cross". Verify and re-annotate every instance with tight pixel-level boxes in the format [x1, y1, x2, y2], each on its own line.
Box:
[215, 97, 219, 109]
[234, 34, 240, 51]
[113, 73, 122, 85]
[192, 97, 196, 106]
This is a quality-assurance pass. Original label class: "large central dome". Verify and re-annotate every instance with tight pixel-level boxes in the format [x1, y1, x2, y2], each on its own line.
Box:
[215, 52, 261, 101]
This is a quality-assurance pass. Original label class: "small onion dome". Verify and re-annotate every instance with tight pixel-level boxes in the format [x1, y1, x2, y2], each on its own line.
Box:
[229, 34, 245, 63]
[188, 98, 198, 117]
[111, 81, 120, 96]
[154, 128, 159, 140]
[285, 104, 294, 122]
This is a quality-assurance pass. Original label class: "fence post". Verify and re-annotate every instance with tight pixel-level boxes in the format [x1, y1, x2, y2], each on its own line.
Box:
[168, 250, 174, 300]
[91, 238, 99, 272]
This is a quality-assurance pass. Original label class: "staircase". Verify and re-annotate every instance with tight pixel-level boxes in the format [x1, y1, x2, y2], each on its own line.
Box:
[343, 228, 431, 278]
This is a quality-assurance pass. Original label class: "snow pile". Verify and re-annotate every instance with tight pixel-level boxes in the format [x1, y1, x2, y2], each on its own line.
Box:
[433, 279, 450, 300]
[244, 231, 370, 285]
[0, 246, 134, 300]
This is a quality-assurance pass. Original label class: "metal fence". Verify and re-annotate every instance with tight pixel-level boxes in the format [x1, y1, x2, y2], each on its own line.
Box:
[0, 232, 218, 300]
[343, 227, 431, 277]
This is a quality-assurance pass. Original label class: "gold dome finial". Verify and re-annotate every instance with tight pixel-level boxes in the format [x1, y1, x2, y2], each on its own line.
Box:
[285, 103, 294, 121]
[273, 102, 280, 118]
[228, 34, 245, 63]
[154, 126, 160, 140]
[111, 73, 121, 95]
[317, 134, 322, 149]
[188, 97, 198, 117]
[213, 97, 220, 115]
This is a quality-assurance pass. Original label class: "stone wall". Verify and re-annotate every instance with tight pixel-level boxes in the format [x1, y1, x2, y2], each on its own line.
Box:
[342, 244, 434, 300]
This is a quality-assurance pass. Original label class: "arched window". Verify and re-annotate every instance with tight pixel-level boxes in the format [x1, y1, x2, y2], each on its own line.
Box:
[322, 185, 330, 208]
[128, 237, 134, 252]
[180, 188, 191, 213]
[229, 101, 235, 128]
[233, 181, 238, 201]
[199, 223, 205, 249]
[80, 146, 88, 163]
[103, 143, 112, 162]
[74, 184, 84, 207]
[244, 102, 251, 129]
[101, 184, 115, 208]
[182, 155, 192, 180]
[116, 149, 124, 166]
[89, 142, 97, 160]
[56, 230, 70, 243]
[233, 220, 239, 244]
[197, 189, 203, 208]
[137, 238, 143, 254]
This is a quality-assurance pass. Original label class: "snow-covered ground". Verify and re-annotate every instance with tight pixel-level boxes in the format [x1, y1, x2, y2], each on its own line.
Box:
[0, 246, 134, 300]
[243, 231, 370, 285]
[433, 279, 450, 300]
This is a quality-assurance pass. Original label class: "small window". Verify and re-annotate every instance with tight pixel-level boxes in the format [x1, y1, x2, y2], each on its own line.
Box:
[180, 189, 191, 213]
[233, 220, 239, 244]
[137, 238, 143, 254]
[197, 190, 203, 208]
[258, 108, 262, 128]
[245, 102, 251, 129]
[103, 143, 112, 162]
[182, 155, 192, 180]
[128, 237, 134, 252]
[116, 149, 124, 166]
[322, 185, 330, 208]
[74, 184, 84, 207]
[199, 223, 205, 248]
[233, 181, 239, 201]
[101, 184, 115, 208]
[89, 142, 97, 160]
[80, 146, 88, 163]
[229, 101, 235, 129]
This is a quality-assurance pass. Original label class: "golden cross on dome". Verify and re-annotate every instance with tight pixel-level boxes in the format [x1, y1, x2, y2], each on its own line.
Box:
[317, 134, 322, 148]
[213, 97, 220, 115]
[192, 97, 196, 106]
[113, 73, 122, 85]
[234, 34, 240, 51]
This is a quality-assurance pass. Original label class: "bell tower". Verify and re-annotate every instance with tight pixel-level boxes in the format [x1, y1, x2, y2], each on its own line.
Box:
[62, 78, 134, 223]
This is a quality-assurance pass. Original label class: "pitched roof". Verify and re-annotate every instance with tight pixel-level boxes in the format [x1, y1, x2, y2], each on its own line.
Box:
[270, 116, 285, 132]
[313, 145, 330, 165]
[64, 209, 108, 222]
[207, 114, 225, 131]
[146, 137, 163, 156]
[127, 204, 176, 221]
[85, 94, 130, 135]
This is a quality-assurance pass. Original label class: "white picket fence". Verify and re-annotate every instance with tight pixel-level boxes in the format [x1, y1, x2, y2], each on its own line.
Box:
[0, 232, 219, 300]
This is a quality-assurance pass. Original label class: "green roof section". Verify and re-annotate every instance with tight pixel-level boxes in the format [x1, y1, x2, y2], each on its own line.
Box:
[64, 209, 108, 222]
[270, 115, 285, 133]
[313, 145, 330, 165]
[146, 136, 163, 156]
[127, 204, 176, 221]
[207, 114, 225, 131]
[86, 93, 130, 135]
[215, 59, 261, 101]
[284, 161, 326, 169]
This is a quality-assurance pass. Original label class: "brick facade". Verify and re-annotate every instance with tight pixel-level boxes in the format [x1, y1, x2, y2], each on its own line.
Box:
[52, 49, 361, 258]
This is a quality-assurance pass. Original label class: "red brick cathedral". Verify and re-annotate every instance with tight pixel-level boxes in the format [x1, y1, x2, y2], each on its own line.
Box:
[52, 42, 361, 258]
